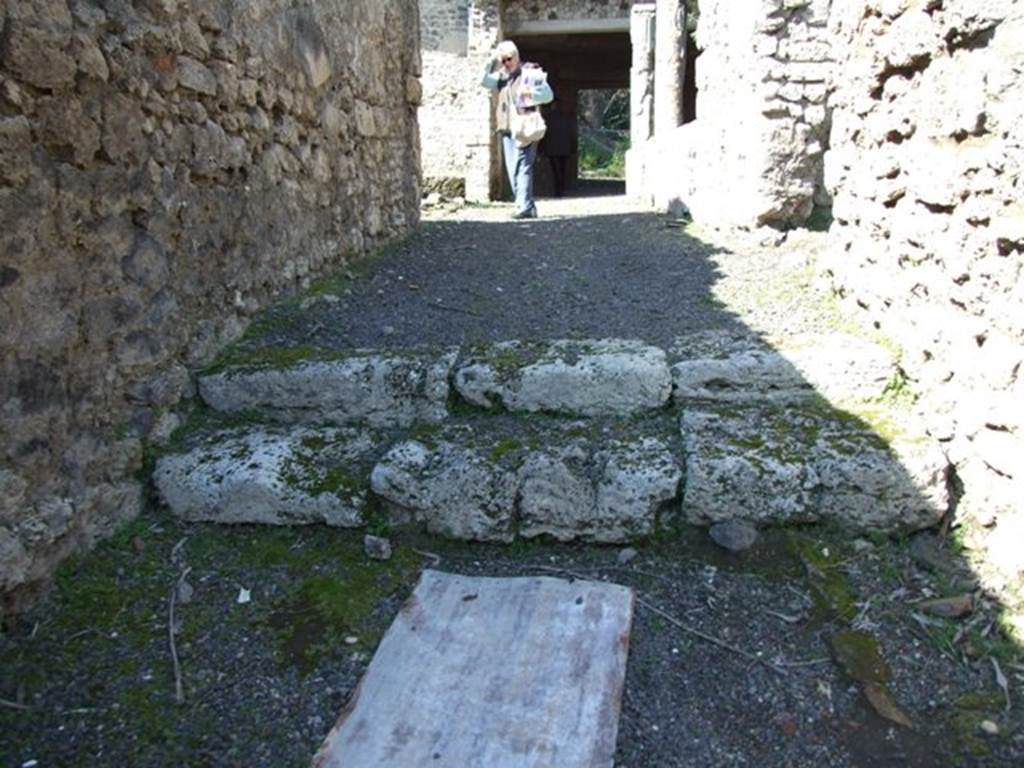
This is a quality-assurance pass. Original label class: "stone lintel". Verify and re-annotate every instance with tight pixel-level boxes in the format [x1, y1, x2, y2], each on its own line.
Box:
[504, 17, 630, 36]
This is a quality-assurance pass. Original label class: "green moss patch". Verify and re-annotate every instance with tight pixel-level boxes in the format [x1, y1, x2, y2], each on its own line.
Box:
[830, 630, 891, 683]
[950, 691, 1006, 757]
[788, 533, 858, 623]
[267, 546, 418, 673]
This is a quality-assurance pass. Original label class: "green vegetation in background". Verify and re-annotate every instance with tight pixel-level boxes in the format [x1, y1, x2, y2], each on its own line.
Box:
[578, 131, 629, 180]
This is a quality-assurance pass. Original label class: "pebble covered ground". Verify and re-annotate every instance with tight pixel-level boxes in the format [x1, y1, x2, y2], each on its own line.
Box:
[2, 191, 1022, 767]
[1, 518, 1021, 767]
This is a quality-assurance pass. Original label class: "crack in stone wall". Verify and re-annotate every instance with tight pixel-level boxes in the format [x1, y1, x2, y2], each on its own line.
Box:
[0, 0, 422, 614]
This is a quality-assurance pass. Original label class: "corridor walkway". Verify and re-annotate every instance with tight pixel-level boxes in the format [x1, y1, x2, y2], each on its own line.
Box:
[244, 193, 833, 356]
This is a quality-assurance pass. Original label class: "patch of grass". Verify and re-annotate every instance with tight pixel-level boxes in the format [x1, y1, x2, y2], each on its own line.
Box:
[282, 443, 369, 503]
[408, 422, 443, 449]
[830, 629, 891, 683]
[200, 344, 333, 376]
[578, 132, 629, 179]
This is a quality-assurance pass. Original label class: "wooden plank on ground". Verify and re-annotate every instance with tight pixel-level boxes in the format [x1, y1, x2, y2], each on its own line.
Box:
[312, 569, 635, 768]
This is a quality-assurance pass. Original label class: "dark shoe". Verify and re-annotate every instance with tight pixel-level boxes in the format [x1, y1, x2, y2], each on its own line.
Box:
[512, 206, 537, 220]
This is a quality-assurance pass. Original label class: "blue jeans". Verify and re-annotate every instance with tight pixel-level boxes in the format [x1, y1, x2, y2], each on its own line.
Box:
[501, 133, 537, 215]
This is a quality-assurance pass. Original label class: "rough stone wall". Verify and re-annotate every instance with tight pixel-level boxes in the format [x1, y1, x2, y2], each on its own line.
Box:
[421, 0, 470, 53]
[419, 0, 498, 201]
[0, 0, 421, 613]
[823, 0, 1024, 594]
[415, 0, 495, 201]
[634, 0, 833, 228]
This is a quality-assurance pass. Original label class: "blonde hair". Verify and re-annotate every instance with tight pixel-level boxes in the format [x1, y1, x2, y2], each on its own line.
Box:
[496, 40, 519, 60]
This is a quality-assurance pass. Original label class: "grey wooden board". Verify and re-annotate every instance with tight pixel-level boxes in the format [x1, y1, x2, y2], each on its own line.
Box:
[312, 569, 635, 768]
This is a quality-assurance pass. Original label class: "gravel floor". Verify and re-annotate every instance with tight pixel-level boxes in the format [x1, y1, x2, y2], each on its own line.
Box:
[244, 192, 754, 353]
[2, 193, 1022, 767]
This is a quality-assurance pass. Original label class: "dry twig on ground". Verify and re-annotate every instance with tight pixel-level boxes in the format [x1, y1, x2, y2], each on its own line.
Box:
[169, 566, 193, 705]
[0, 697, 32, 711]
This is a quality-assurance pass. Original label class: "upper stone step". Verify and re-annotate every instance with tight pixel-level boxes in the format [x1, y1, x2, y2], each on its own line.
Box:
[454, 339, 672, 416]
[670, 330, 897, 405]
[198, 349, 457, 428]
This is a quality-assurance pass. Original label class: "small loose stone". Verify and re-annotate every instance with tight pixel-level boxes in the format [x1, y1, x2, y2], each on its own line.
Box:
[364, 534, 393, 561]
[709, 520, 759, 552]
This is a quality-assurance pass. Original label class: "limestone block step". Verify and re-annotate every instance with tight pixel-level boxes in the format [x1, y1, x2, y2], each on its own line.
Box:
[153, 427, 383, 526]
[198, 349, 457, 428]
[370, 418, 683, 543]
[671, 330, 896, 405]
[369, 431, 519, 542]
[681, 403, 950, 531]
[519, 436, 682, 542]
[454, 339, 672, 416]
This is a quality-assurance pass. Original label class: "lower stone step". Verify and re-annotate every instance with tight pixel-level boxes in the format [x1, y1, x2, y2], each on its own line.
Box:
[370, 419, 682, 543]
[682, 403, 950, 531]
[153, 427, 381, 527]
[153, 403, 951, 539]
[154, 416, 683, 543]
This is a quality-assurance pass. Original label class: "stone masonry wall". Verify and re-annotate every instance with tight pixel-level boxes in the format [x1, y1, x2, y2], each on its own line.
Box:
[419, 0, 500, 201]
[421, 0, 470, 54]
[635, 0, 833, 228]
[824, 0, 1024, 594]
[0, 0, 421, 613]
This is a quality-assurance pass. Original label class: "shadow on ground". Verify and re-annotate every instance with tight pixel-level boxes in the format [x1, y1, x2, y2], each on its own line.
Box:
[0, 200, 1020, 767]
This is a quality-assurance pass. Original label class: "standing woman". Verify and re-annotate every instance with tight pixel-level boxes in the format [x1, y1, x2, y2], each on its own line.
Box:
[481, 40, 554, 219]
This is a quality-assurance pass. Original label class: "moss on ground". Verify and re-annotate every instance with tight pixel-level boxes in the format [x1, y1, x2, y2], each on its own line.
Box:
[266, 544, 420, 672]
[787, 532, 859, 623]
[830, 630, 892, 683]
[950, 691, 1006, 757]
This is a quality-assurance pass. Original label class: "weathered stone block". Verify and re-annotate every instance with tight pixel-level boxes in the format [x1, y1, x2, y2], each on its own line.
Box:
[154, 427, 376, 526]
[519, 437, 682, 543]
[103, 94, 147, 163]
[454, 339, 672, 416]
[199, 349, 456, 428]
[370, 439, 517, 542]
[72, 32, 109, 81]
[177, 55, 217, 96]
[671, 331, 896, 406]
[681, 404, 950, 531]
[36, 97, 101, 166]
[2, 21, 76, 90]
